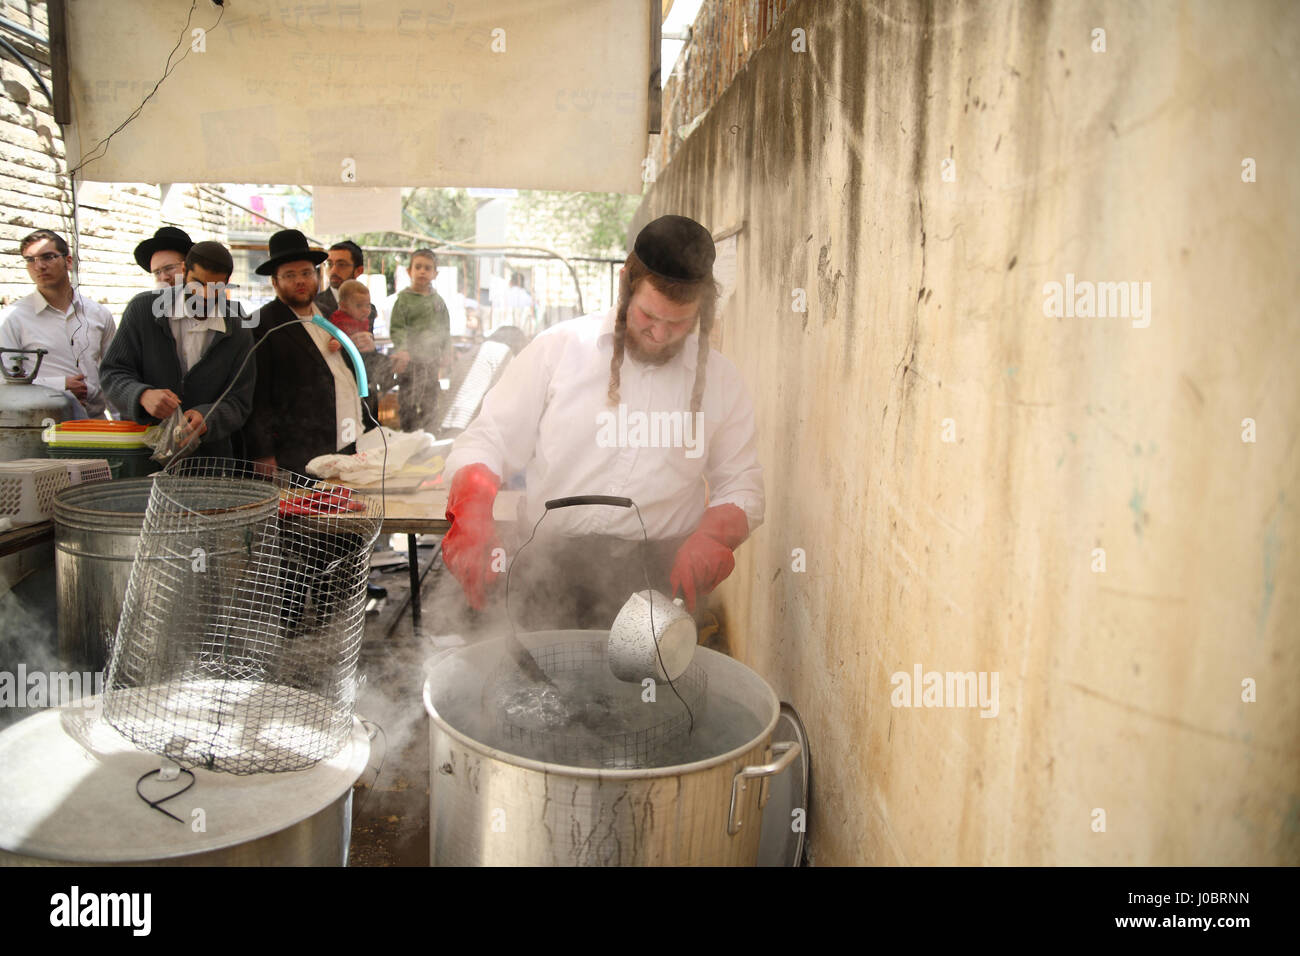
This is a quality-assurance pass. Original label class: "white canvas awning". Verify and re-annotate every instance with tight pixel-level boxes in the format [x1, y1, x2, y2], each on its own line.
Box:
[63, 0, 654, 193]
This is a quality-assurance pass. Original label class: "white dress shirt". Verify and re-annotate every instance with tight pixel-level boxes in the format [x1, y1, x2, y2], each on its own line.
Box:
[0, 290, 115, 417]
[444, 307, 765, 541]
[164, 288, 224, 374]
[301, 306, 364, 450]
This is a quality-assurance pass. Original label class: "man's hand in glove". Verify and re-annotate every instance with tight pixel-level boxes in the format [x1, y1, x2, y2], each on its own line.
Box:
[670, 503, 750, 613]
[442, 463, 502, 610]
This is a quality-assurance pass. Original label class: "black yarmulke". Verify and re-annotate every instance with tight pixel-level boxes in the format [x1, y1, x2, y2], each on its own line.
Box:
[633, 215, 715, 281]
[188, 240, 234, 276]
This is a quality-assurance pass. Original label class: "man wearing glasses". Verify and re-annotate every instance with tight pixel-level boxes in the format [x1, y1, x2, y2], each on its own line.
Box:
[0, 229, 115, 417]
[133, 226, 193, 288]
[315, 239, 377, 334]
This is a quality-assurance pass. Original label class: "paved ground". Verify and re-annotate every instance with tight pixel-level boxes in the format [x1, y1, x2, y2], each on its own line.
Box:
[346, 534, 506, 867]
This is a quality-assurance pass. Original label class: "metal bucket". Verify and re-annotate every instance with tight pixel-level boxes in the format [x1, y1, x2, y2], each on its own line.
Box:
[52, 478, 154, 672]
[424, 629, 800, 866]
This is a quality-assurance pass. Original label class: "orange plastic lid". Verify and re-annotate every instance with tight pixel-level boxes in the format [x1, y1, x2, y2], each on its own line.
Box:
[55, 420, 148, 433]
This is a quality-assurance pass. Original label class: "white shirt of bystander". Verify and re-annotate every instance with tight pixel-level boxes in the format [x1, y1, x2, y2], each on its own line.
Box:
[0, 290, 115, 417]
[302, 307, 364, 450]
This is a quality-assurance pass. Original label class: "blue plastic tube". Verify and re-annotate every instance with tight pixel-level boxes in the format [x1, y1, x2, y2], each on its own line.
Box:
[310, 314, 369, 398]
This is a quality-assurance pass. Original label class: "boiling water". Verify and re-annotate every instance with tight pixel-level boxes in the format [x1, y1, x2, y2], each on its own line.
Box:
[498, 669, 621, 734]
[440, 679, 765, 770]
[493, 665, 697, 740]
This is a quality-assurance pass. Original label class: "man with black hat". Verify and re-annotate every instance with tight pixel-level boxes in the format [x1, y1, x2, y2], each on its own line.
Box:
[100, 241, 255, 458]
[440, 214, 764, 627]
[241, 229, 367, 475]
[134, 226, 194, 288]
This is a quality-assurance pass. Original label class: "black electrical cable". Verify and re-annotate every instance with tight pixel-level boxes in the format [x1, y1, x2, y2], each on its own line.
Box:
[134, 766, 196, 824]
[68, 0, 225, 178]
[0, 33, 53, 104]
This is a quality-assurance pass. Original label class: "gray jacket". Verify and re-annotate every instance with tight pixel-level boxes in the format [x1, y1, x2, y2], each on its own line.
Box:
[99, 288, 256, 458]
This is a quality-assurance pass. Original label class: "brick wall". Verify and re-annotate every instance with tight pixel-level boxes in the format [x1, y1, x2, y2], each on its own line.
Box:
[653, 0, 795, 177]
[0, 0, 226, 315]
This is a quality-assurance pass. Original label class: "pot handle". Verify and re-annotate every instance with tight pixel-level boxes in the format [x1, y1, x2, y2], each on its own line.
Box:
[545, 495, 633, 510]
[727, 741, 801, 836]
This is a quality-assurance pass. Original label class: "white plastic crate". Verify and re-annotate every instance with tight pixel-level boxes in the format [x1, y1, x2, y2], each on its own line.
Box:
[50, 457, 113, 486]
[0, 460, 71, 527]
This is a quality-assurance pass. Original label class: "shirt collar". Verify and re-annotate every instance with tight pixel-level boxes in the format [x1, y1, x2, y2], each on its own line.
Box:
[29, 289, 82, 317]
[158, 286, 234, 333]
[596, 306, 699, 371]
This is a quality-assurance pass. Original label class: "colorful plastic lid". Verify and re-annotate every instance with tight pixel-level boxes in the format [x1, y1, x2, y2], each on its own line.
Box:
[54, 420, 148, 433]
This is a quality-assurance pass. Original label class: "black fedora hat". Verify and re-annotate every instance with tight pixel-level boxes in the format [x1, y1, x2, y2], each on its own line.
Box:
[256, 229, 328, 276]
[134, 226, 193, 272]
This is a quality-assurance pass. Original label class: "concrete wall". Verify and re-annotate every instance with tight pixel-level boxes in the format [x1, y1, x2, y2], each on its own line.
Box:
[0, 0, 226, 313]
[636, 0, 1299, 864]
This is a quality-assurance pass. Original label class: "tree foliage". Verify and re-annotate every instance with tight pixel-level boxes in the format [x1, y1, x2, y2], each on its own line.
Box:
[512, 190, 640, 257]
[351, 187, 479, 282]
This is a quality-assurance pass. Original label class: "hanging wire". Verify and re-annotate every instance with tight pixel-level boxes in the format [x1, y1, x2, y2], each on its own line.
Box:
[168, 312, 389, 496]
[502, 499, 694, 732]
[630, 500, 694, 733]
[67, 1, 225, 178]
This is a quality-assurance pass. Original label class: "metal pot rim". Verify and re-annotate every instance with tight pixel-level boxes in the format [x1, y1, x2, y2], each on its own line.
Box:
[0, 707, 370, 862]
[423, 642, 782, 779]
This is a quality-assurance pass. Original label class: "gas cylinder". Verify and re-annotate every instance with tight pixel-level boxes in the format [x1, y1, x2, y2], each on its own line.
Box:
[0, 348, 79, 461]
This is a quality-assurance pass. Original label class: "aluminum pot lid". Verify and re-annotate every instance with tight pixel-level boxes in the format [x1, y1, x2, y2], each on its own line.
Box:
[0, 701, 370, 862]
[757, 701, 809, 867]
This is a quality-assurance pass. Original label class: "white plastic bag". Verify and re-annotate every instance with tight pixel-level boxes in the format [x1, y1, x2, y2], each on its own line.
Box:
[306, 427, 434, 483]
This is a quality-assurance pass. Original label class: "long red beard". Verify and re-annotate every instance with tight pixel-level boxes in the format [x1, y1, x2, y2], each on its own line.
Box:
[618, 300, 694, 367]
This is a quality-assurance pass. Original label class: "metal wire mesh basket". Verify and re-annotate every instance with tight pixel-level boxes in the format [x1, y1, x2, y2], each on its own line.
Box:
[485, 637, 708, 770]
[102, 458, 382, 774]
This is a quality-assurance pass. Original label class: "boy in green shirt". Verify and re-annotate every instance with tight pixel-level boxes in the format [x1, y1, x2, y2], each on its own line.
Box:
[388, 248, 451, 432]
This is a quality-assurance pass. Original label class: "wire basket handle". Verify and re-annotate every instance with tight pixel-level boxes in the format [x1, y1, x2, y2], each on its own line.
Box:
[505, 493, 693, 730]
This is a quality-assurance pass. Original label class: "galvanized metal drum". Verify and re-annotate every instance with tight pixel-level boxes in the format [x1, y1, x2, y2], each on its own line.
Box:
[0, 698, 370, 866]
[424, 629, 801, 866]
[53, 478, 154, 672]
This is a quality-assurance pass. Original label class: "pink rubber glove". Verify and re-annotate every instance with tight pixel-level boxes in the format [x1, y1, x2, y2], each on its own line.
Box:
[442, 463, 502, 610]
[669, 504, 749, 612]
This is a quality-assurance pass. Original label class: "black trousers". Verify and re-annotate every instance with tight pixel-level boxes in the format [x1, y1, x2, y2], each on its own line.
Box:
[504, 534, 690, 632]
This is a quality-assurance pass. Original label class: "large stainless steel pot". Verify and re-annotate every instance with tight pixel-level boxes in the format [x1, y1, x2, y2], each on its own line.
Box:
[0, 700, 370, 866]
[424, 629, 800, 866]
[53, 478, 153, 672]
